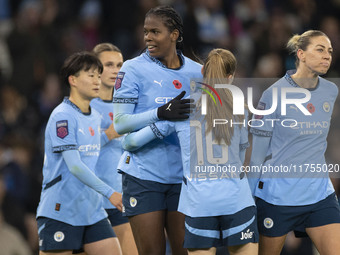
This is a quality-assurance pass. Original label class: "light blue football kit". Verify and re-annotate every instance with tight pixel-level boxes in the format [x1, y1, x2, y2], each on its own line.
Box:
[121, 104, 258, 246]
[250, 70, 338, 206]
[36, 98, 114, 226]
[120, 93, 255, 217]
[90, 98, 124, 209]
[113, 50, 202, 184]
[174, 115, 255, 218]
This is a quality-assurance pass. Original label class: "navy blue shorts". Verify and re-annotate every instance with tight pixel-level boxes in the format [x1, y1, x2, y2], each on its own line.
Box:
[184, 206, 258, 248]
[37, 217, 116, 251]
[106, 208, 129, 227]
[256, 192, 340, 237]
[122, 173, 181, 216]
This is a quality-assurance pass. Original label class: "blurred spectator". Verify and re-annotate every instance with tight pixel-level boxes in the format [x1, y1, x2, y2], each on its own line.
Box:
[194, 0, 231, 56]
[78, 0, 102, 50]
[320, 16, 340, 77]
[6, 0, 56, 97]
[0, 86, 39, 140]
[253, 52, 284, 78]
[1, 134, 41, 253]
[0, 166, 32, 255]
[0, 1, 340, 254]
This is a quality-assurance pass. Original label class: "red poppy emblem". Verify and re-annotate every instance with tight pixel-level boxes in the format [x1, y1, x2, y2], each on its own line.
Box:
[109, 112, 113, 121]
[89, 126, 95, 136]
[173, 80, 182, 89]
[307, 103, 315, 113]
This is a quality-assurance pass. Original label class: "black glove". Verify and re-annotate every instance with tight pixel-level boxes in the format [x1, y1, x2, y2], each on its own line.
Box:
[157, 91, 195, 120]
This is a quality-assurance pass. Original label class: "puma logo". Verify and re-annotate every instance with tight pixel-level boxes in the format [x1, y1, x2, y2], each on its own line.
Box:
[166, 103, 172, 111]
[154, 80, 163, 87]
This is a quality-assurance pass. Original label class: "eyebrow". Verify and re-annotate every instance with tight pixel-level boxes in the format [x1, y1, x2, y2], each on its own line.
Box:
[315, 44, 333, 50]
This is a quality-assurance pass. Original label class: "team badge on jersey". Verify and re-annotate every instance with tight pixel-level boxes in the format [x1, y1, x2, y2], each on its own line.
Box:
[190, 80, 197, 91]
[323, 102, 330, 112]
[254, 102, 265, 119]
[263, 218, 274, 229]
[307, 103, 315, 113]
[54, 231, 65, 242]
[109, 112, 114, 121]
[173, 80, 182, 89]
[56, 120, 68, 139]
[115, 72, 125, 90]
[130, 197, 137, 207]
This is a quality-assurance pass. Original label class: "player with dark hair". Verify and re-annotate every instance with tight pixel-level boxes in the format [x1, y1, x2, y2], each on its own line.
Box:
[121, 48, 259, 255]
[36, 51, 121, 255]
[113, 5, 202, 255]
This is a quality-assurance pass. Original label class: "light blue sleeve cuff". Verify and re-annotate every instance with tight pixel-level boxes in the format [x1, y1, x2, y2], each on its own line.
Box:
[113, 103, 159, 134]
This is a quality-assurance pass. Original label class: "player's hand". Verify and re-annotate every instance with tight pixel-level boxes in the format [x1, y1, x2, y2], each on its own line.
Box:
[157, 91, 194, 120]
[105, 123, 121, 140]
[109, 192, 123, 212]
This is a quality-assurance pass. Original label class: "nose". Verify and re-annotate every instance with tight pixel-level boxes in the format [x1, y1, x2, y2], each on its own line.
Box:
[144, 31, 151, 42]
[113, 66, 119, 74]
[324, 51, 331, 60]
[94, 76, 101, 85]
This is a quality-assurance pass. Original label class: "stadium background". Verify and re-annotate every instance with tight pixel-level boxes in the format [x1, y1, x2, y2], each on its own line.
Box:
[0, 0, 340, 254]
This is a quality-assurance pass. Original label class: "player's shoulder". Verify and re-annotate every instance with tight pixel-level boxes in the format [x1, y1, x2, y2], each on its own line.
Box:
[120, 54, 150, 77]
[91, 107, 101, 118]
[124, 54, 148, 67]
[183, 55, 202, 66]
[48, 100, 79, 124]
[90, 97, 103, 109]
[50, 101, 72, 118]
[319, 76, 338, 94]
[183, 56, 203, 72]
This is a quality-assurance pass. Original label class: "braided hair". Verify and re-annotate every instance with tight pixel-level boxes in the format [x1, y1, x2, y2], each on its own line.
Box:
[145, 5, 184, 50]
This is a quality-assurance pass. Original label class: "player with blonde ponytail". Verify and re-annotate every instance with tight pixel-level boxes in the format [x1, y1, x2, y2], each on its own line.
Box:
[121, 48, 259, 255]
[249, 30, 340, 255]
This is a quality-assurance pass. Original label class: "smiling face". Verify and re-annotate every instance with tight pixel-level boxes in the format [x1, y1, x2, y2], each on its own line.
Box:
[298, 36, 333, 75]
[70, 67, 101, 100]
[144, 14, 178, 60]
[98, 51, 123, 87]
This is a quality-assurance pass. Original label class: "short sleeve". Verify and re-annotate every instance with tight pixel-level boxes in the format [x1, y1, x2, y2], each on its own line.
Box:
[240, 111, 250, 150]
[249, 87, 277, 137]
[49, 112, 78, 152]
[113, 61, 140, 103]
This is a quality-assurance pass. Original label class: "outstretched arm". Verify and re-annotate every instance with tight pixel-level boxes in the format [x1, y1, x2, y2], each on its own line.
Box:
[114, 91, 193, 135]
[62, 150, 123, 211]
[122, 121, 175, 151]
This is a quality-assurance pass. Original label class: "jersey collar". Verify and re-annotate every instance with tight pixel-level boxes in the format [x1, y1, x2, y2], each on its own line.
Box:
[145, 49, 185, 69]
[284, 70, 320, 91]
[63, 97, 92, 115]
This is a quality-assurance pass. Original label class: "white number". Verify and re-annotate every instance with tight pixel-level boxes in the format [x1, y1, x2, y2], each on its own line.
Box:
[190, 120, 228, 165]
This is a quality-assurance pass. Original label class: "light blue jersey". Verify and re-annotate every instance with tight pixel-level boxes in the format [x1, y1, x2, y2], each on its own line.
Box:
[36, 98, 108, 225]
[91, 98, 124, 209]
[173, 113, 255, 217]
[250, 71, 338, 205]
[113, 50, 202, 183]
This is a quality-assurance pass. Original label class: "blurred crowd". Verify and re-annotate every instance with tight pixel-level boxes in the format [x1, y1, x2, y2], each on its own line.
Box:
[0, 0, 340, 254]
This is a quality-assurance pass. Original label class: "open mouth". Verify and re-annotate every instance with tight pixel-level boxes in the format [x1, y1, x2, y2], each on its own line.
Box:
[148, 45, 157, 52]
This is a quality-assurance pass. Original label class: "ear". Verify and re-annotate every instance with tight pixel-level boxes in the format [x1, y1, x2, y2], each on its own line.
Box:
[228, 74, 234, 84]
[68, 75, 77, 87]
[171, 29, 179, 43]
[201, 66, 204, 75]
[296, 49, 305, 63]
